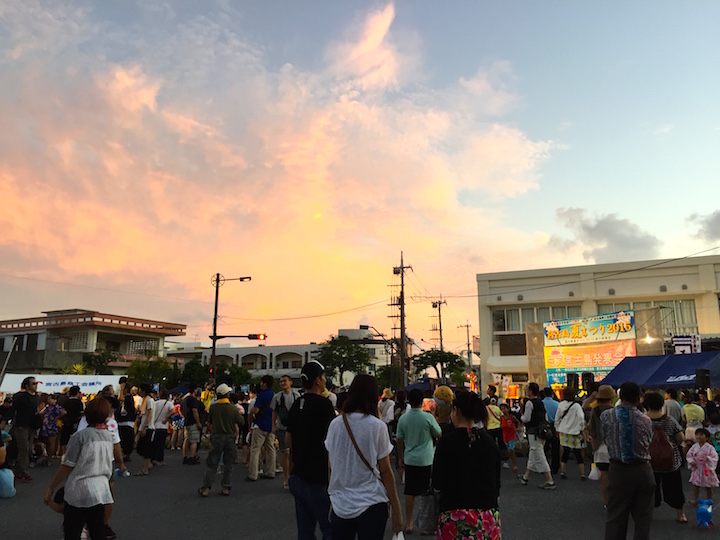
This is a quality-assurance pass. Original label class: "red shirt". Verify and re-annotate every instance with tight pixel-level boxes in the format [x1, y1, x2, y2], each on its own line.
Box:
[501, 416, 516, 443]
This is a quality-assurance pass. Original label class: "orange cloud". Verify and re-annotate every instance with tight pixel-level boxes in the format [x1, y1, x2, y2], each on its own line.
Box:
[0, 2, 576, 349]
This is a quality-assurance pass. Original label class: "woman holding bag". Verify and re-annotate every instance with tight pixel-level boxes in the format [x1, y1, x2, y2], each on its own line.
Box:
[432, 390, 501, 539]
[554, 387, 587, 480]
[325, 374, 403, 539]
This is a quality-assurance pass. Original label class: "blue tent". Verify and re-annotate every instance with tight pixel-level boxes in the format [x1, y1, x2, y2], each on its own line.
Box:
[601, 352, 720, 389]
[600, 355, 668, 388]
[643, 351, 720, 389]
[405, 376, 433, 393]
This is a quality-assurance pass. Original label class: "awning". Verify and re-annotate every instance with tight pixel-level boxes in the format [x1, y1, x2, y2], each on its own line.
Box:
[601, 352, 720, 389]
[600, 355, 668, 388]
[484, 355, 528, 374]
[643, 352, 720, 389]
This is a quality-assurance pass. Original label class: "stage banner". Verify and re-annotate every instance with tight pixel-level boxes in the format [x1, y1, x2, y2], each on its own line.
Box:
[545, 340, 637, 386]
[543, 310, 635, 347]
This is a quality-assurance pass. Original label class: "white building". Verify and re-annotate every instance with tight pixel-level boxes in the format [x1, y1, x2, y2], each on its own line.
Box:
[476, 255, 720, 394]
[0, 309, 186, 373]
[165, 325, 394, 381]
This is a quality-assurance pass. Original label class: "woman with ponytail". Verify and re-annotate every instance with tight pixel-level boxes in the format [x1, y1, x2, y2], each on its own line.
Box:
[432, 390, 502, 539]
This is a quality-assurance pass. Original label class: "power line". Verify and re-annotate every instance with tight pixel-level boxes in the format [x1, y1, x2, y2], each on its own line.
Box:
[443, 246, 720, 299]
[219, 299, 389, 322]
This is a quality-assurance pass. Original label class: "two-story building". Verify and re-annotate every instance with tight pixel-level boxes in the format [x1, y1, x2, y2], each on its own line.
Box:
[476, 255, 720, 396]
[0, 309, 186, 373]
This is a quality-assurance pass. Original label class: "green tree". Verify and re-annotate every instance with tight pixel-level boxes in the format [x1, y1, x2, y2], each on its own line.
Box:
[412, 349, 465, 384]
[376, 364, 404, 391]
[82, 348, 120, 375]
[62, 363, 90, 375]
[126, 357, 174, 387]
[318, 335, 371, 386]
[215, 361, 253, 388]
[181, 358, 209, 387]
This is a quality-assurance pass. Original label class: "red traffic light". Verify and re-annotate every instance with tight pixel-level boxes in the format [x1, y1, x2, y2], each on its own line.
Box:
[247, 333, 267, 340]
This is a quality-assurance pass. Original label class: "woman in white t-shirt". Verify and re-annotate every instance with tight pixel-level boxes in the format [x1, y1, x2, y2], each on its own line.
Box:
[152, 389, 174, 466]
[325, 374, 402, 539]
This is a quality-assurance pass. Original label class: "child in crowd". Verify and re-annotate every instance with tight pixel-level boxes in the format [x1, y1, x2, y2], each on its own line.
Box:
[500, 403, 521, 472]
[686, 428, 720, 503]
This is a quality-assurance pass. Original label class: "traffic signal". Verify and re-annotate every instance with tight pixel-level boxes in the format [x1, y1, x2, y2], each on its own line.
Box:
[247, 333, 267, 340]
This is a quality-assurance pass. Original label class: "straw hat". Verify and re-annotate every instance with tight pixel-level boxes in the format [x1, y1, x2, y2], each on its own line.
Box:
[381, 388, 394, 399]
[597, 385, 615, 400]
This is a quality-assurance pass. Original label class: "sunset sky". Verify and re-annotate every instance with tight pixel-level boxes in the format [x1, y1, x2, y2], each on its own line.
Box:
[1, 1, 719, 355]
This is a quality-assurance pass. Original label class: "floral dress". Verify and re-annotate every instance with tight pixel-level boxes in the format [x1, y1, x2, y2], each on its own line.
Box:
[437, 508, 501, 540]
[40, 403, 63, 438]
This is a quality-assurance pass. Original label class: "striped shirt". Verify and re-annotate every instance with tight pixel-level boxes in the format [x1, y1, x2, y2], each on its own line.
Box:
[62, 427, 114, 508]
[601, 403, 652, 464]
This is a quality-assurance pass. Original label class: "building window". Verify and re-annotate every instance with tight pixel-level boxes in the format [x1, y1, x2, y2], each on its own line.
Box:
[567, 306, 582, 318]
[536, 307, 550, 324]
[552, 306, 567, 320]
[521, 308, 535, 327]
[597, 300, 698, 336]
[26, 334, 38, 351]
[492, 310, 506, 332]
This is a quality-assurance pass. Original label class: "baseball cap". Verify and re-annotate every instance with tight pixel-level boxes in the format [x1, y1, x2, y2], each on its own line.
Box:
[301, 361, 325, 388]
[216, 383, 231, 396]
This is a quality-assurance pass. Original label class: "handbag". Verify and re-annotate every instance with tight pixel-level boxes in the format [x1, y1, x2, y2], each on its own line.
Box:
[588, 463, 601, 481]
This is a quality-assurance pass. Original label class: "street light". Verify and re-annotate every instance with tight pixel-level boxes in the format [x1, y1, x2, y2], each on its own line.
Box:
[209, 273, 264, 376]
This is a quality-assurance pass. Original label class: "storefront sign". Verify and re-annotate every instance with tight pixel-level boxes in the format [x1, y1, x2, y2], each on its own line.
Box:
[543, 310, 635, 347]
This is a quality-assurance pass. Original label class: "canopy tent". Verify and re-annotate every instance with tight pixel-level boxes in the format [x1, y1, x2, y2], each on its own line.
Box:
[405, 376, 433, 393]
[643, 351, 720, 389]
[599, 355, 668, 389]
[601, 352, 720, 389]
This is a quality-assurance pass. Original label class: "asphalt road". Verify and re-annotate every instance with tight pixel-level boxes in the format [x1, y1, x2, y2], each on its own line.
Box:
[1, 450, 702, 540]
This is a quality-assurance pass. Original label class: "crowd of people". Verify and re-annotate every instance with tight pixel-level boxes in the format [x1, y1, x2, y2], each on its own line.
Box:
[2, 369, 720, 539]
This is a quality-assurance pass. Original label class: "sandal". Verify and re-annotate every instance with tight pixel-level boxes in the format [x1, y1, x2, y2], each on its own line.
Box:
[198, 487, 209, 497]
[580, 475, 587, 481]
[134, 470, 149, 476]
[560, 473, 568, 479]
[220, 489, 230, 496]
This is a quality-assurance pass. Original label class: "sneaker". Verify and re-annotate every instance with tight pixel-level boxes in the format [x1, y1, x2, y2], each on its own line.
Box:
[539, 482, 556, 490]
[517, 475, 528, 485]
[502, 463, 510, 469]
[105, 525, 117, 540]
[182, 457, 189, 465]
[275, 466, 283, 473]
[245, 475, 257, 482]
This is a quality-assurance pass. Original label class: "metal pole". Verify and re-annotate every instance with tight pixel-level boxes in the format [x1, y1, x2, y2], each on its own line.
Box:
[0, 337, 18, 391]
[400, 252, 407, 388]
[210, 273, 220, 377]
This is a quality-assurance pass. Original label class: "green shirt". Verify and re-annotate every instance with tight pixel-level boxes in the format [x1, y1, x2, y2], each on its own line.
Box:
[207, 400, 243, 435]
[396, 408, 441, 467]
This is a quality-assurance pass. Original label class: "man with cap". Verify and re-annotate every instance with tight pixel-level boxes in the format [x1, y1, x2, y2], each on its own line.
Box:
[198, 383, 244, 496]
[286, 360, 336, 540]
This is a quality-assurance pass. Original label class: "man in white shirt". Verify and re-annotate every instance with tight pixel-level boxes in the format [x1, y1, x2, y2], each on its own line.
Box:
[271, 375, 300, 490]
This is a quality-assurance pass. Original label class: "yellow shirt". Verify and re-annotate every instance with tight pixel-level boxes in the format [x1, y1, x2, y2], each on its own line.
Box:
[486, 404, 502, 430]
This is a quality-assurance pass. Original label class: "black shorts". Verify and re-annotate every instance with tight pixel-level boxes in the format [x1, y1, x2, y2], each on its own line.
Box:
[136, 430, 155, 459]
[596, 462, 609, 472]
[404, 464, 432, 496]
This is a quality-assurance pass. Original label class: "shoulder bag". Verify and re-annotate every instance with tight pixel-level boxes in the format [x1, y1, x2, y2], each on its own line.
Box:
[342, 414, 380, 478]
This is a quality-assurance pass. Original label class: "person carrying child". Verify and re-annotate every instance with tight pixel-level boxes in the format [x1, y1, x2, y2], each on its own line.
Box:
[686, 427, 720, 503]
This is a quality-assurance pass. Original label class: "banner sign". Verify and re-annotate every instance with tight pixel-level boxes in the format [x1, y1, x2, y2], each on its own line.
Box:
[543, 310, 635, 347]
[0, 374, 120, 395]
[545, 340, 637, 386]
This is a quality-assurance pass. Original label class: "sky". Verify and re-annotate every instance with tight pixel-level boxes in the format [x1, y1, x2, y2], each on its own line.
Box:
[1, 1, 719, 355]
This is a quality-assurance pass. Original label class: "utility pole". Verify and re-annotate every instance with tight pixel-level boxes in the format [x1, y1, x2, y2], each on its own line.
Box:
[431, 295, 447, 351]
[391, 252, 412, 387]
[210, 273, 252, 376]
[458, 321, 472, 371]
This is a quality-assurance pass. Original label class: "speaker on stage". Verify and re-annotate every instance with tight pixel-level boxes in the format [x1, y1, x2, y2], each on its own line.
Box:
[581, 372, 595, 391]
[566, 372, 579, 389]
[696, 368, 711, 389]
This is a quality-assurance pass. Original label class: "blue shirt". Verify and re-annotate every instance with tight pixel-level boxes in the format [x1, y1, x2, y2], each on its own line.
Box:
[254, 388, 275, 432]
[543, 397, 559, 423]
